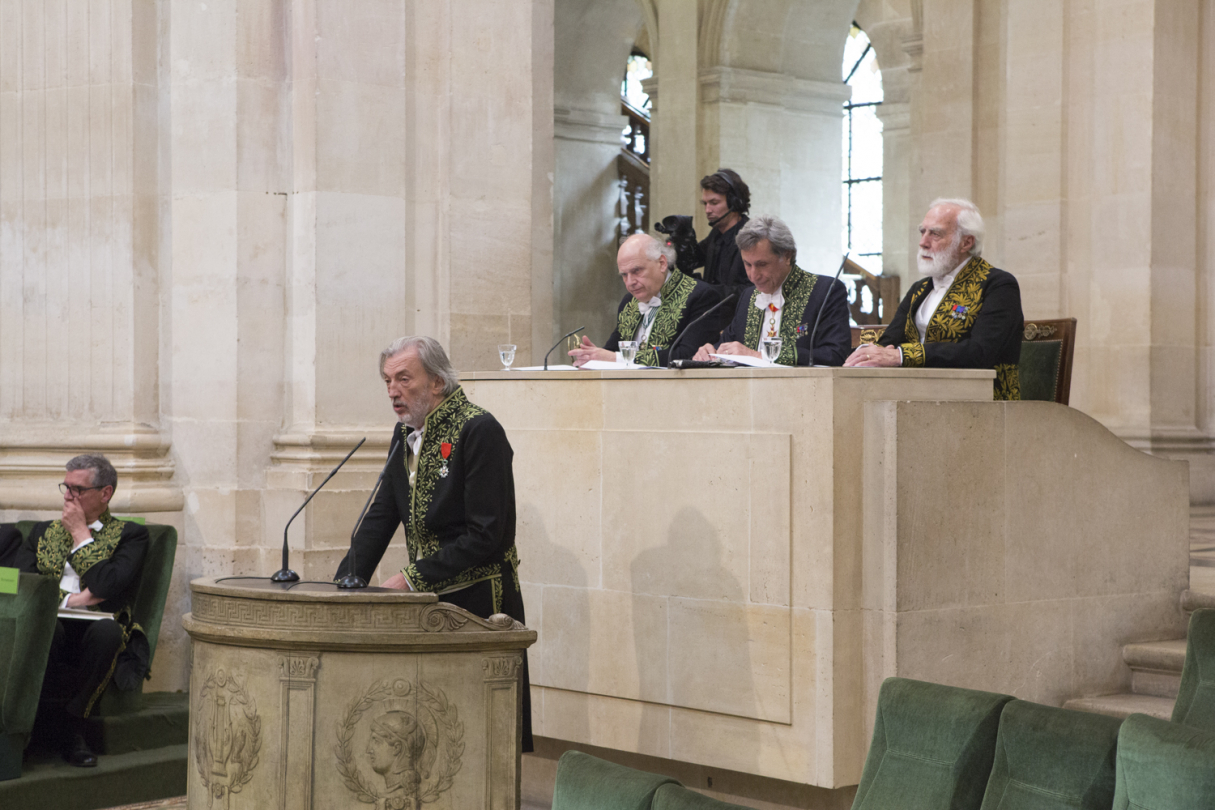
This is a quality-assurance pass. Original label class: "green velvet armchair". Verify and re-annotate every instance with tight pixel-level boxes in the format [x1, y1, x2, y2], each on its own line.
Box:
[8, 521, 177, 716]
[852, 677, 1014, 810]
[978, 699, 1121, 810]
[552, 750, 679, 810]
[0, 573, 62, 780]
[1171, 608, 1215, 732]
[1112, 713, 1215, 809]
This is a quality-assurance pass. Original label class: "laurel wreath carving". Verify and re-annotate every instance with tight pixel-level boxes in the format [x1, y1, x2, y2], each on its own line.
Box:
[334, 678, 465, 805]
[193, 668, 262, 803]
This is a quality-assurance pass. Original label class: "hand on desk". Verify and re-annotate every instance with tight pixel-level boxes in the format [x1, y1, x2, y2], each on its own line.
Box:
[567, 336, 615, 368]
[843, 344, 901, 368]
[381, 572, 413, 591]
[694, 341, 759, 360]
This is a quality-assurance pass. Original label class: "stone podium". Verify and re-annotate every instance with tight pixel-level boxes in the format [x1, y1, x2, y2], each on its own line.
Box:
[182, 579, 536, 810]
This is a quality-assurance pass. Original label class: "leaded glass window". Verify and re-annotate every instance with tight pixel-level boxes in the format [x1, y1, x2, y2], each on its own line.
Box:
[842, 24, 883, 276]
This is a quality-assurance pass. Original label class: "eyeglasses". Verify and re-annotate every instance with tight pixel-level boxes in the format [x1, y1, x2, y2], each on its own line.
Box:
[59, 482, 105, 497]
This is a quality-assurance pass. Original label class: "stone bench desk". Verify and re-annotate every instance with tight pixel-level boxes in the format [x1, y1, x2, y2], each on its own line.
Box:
[182, 578, 536, 810]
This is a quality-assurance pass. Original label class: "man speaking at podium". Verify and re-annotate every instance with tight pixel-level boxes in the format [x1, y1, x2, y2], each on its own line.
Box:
[333, 335, 532, 751]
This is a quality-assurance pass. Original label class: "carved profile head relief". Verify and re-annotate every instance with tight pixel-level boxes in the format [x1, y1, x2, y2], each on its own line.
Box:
[367, 710, 429, 794]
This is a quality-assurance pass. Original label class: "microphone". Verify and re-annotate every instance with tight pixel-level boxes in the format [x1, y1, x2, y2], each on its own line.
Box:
[271, 437, 366, 583]
[544, 326, 585, 370]
[336, 439, 402, 590]
[666, 292, 738, 368]
[808, 254, 850, 367]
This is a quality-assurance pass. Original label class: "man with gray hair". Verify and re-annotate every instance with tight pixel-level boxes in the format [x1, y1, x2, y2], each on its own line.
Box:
[569, 232, 728, 367]
[14, 453, 150, 767]
[692, 214, 851, 366]
[333, 336, 532, 751]
[844, 198, 1024, 400]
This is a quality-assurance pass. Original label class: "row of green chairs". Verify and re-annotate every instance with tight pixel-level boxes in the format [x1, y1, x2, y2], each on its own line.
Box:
[552, 750, 754, 810]
[854, 609, 1215, 810]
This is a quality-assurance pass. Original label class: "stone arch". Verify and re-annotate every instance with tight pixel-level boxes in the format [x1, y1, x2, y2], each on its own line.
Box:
[715, 0, 859, 81]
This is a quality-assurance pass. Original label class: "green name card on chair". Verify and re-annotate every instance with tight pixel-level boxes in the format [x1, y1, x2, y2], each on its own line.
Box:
[0, 566, 18, 595]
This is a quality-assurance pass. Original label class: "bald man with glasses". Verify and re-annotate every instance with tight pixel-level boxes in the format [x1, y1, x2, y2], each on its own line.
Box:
[13, 454, 150, 767]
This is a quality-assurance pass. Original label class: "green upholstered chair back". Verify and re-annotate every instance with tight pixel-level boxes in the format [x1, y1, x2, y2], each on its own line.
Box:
[1170, 608, 1215, 731]
[552, 750, 679, 810]
[1019, 319, 1077, 405]
[652, 784, 755, 809]
[978, 700, 1121, 810]
[0, 573, 61, 780]
[1112, 713, 1215, 809]
[11, 520, 178, 716]
[852, 677, 1014, 810]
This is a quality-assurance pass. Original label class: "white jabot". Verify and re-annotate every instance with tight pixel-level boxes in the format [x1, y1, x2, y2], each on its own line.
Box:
[755, 290, 785, 343]
[406, 428, 425, 458]
[637, 296, 662, 316]
[914, 258, 969, 343]
[59, 519, 103, 607]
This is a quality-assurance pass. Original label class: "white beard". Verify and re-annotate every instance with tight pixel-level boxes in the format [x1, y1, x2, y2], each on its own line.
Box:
[917, 243, 965, 281]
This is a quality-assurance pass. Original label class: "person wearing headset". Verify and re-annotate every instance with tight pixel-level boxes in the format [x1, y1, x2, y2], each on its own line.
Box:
[693, 168, 751, 299]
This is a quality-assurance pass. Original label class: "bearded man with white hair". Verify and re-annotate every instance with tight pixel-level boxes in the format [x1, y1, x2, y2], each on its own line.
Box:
[844, 198, 1024, 400]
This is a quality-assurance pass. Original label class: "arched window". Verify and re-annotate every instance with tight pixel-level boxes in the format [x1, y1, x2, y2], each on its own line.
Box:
[619, 52, 653, 241]
[842, 24, 884, 281]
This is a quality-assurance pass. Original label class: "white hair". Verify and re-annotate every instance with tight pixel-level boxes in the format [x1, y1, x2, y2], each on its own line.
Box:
[640, 233, 676, 268]
[929, 197, 985, 257]
[379, 336, 461, 397]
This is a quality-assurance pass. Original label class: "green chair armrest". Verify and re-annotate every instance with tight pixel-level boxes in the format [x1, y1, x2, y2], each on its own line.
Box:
[553, 750, 679, 810]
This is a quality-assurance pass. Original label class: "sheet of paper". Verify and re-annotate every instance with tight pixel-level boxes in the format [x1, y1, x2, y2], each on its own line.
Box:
[57, 607, 116, 621]
[710, 353, 776, 368]
[580, 360, 658, 370]
[513, 365, 579, 371]
[0, 566, 17, 595]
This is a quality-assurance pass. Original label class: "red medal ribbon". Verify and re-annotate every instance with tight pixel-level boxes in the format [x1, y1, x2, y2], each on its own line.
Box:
[768, 303, 779, 313]
[440, 442, 452, 459]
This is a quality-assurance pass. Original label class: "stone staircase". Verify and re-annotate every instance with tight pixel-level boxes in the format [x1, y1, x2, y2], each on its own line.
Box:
[1063, 590, 1215, 720]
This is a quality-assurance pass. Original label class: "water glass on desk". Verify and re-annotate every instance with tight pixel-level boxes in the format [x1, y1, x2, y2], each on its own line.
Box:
[498, 344, 516, 370]
[619, 341, 639, 367]
[761, 338, 782, 364]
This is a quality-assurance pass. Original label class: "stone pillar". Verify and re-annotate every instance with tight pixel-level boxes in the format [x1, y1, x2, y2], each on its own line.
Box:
[699, 67, 851, 277]
[0, 0, 179, 518]
[648, 0, 698, 230]
[553, 106, 630, 348]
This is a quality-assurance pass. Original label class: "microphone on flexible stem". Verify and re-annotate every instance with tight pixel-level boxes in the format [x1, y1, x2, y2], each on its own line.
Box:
[544, 326, 586, 370]
[336, 440, 401, 590]
[666, 292, 739, 368]
[272, 437, 367, 583]
[808, 253, 850, 367]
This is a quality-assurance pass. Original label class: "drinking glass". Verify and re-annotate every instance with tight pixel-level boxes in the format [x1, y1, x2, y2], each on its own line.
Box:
[761, 338, 782, 364]
[498, 344, 517, 370]
[619, 341, 639, 367]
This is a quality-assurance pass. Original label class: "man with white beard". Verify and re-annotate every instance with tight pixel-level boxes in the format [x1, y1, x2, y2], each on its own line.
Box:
[844, 198, 1024, 400]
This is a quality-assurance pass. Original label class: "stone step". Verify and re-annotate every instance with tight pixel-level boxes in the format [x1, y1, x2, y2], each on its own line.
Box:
[1182, 589, 1215, 612]
[1062, 693, 1175, 721]
[0, 743, 186, 810]
[1123, 638, 1187, 698]
[87, 692, 189, 756]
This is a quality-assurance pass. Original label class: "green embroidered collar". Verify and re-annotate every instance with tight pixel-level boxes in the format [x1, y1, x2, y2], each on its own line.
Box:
[741, 265, 817, 366]
[615, 271, 696, 367]
[36, 509, 126, 601]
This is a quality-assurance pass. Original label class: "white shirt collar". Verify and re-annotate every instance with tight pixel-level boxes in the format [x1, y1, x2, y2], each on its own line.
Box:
[637, 272, 671, 314]
[406, 427, 424, 458]
[89, 519, 103, 532]
[930, 257, 970, 291]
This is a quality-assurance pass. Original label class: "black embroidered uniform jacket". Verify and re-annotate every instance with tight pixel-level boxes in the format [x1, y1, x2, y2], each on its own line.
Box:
[15, 513, 150, 715]
[603, 272, 727, 366]
[718, 265, 852, 366]
[877, 257, 1023, 400]
[335, 388, 522, 622]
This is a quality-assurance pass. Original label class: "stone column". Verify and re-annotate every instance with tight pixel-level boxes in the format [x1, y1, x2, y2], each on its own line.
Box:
[699, 66, 851, 277]
[0, 0, 180, 518]
[648, 0, 698, 229]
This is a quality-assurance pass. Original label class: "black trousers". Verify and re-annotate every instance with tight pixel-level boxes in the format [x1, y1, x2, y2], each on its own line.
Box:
[41, 618, 123, 719]
[444, 576, 534, 753]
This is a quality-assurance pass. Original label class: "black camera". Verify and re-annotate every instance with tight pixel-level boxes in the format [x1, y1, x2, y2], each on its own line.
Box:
[654, 214, 699, 274]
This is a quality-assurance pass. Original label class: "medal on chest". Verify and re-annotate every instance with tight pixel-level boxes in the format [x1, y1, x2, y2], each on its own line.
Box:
[439, 442, 452, 478]
[766, 303, 780, 339]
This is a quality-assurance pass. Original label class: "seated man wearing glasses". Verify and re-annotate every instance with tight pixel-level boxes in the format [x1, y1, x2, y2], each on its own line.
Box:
[14, 454, 149, 767]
